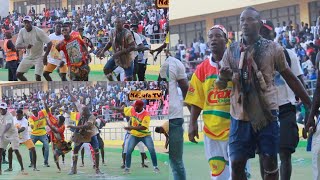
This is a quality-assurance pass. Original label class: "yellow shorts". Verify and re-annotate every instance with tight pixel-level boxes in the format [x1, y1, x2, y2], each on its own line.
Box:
[44, 63, 68, 73]
[21, 139, 35, 149]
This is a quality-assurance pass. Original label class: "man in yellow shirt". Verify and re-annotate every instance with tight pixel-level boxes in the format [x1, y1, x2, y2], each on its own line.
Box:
[185, 25, 231, 180]
[111, 100, 159, 174]
[28, 107, 50, 168]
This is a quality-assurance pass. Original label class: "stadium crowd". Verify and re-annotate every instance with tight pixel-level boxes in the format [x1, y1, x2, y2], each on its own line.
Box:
[0, 0, 168, 44]
[1, 81, 168, 124]
[174, 18, 320, 81]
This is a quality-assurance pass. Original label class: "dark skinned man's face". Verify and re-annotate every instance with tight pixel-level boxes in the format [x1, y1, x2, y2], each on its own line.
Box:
[82, 107, 90, 117]
[17, 113, 23, 120]
[131, 27, 138, 33]
[24, 20, 32, 31]
[78, 29, 84, 36]
[62, 27, 70, 37]
[240, 10, 261, 37]
[0, 109, 6, 115]
[208, 28, 227, 55]
[134, 106, 143, 113]
[115, 18, 124, 30]
[32, 110, 38, 117]
[55, 24, 62, 34]
[5, 32, 12, 39]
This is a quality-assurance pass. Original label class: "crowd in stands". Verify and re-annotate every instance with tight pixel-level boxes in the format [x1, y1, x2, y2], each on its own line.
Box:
[0, 0, 168, 44]
[1, 81, 169, 125]
[174, 19, 320, 82]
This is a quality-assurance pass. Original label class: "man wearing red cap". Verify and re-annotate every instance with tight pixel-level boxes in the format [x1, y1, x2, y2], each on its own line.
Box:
[111, 100, 160, 174]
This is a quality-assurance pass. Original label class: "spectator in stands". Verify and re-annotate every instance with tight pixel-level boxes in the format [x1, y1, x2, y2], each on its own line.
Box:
[0, 46, 4, 68]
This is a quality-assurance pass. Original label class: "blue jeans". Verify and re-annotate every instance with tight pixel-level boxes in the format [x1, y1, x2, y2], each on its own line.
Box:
[6, 60, 18, 81]
[125, 135, 157, 168]
[229, 110, 280, 161]
[104, 57, 134, 79]
[30, 134, 49, 164]
[73, 135, 99, 152]
[169, 118, 186, 180]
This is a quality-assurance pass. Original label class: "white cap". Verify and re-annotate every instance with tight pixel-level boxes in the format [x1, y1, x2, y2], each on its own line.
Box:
[23, 16, 33, 22]
[0, 102, 8, 109]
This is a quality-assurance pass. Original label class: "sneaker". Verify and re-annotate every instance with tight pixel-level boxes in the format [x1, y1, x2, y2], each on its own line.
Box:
[20, 170, 28, 175]
[154, 167, 160, 173]
[28, 164, 33, 168]
[80, 163, 84, 167]
[95, 169, 104, 175]
[141, 163, 148, 168]
[68, 170, 77, 175]
[123, 168, 130, 174]
[4, 168, 12, 172]
[43, 164, 50, 167]
[33, 168, 40, 171]
[120, 164, 125, 169]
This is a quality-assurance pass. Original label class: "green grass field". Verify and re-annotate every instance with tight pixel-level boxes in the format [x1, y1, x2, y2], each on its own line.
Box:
[0, 145, 168, 180]
[0, 69, 159, 81]
[177, 141, 313, 180]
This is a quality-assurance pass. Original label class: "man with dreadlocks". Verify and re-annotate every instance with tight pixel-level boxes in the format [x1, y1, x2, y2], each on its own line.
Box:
[67, 90, 103, 175]
[217, 7, 312, 180]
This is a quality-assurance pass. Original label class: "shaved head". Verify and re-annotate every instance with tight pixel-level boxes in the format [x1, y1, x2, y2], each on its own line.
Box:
[243, 7, 261, 21]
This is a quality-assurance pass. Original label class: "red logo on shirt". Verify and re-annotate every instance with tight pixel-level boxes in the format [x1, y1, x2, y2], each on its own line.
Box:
[188, 85, 195, 94]
[207, 89, 231, 105]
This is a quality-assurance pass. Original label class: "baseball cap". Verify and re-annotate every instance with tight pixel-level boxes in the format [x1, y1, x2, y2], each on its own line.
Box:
[23, 16, 33, 22]
[210, 25, 228, 39]
[261, 20, 274, 31]
[0, 102, 7, 109]
[133, 100, 144, 108]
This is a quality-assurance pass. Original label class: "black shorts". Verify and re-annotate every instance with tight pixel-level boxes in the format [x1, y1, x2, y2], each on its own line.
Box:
[279, 103, 299, 153]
